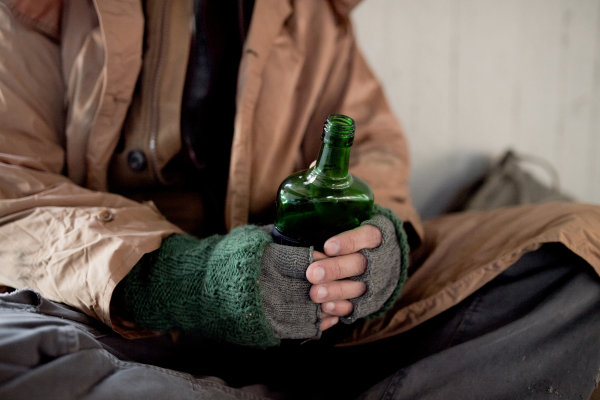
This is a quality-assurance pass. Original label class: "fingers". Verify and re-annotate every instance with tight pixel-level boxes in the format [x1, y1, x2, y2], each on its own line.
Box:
[320, 301, 354, 330]
[309, 160, 316, 168]
[309, 244, 365, 332]
[312, 250, 328, 261]
[306, 252, 367, 283]
[321, 300, 353, 316]
[324, 224, 382, 257]
[321, 315, 338, 331]
[309, 280, 366, 304]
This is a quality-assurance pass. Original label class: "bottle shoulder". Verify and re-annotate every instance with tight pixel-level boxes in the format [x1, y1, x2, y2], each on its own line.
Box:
[277, 168, 374, 202]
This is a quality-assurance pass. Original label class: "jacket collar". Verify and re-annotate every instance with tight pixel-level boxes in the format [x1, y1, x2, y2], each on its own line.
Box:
[329, 0, 363, 17]
[225, 0, 293, 229]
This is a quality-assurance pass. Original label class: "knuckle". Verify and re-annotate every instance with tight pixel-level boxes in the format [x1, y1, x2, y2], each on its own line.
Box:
[329, 280, 366, 301]
[310, 285, 322, 302]
[367, 225, 383, 247]
[346, 253, 366, 276]
[330, 259, 344, 280]
[329, 282, 344, 300]
[342, 233, 357, 253]
[339, 282, 354, 300]
[332, 301, 349, 316]
[357, 253, 368, 274]
[325, 300, 354, 316]
[342, 301, 354, 315]
[357, 281, 367, 297]
[346, 281, 364, 299]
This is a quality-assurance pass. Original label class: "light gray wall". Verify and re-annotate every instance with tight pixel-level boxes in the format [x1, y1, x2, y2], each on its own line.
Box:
[352, 0, 600, 218]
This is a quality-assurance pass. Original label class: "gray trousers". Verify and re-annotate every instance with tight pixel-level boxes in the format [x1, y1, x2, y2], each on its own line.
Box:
[1, 244, 599, 399]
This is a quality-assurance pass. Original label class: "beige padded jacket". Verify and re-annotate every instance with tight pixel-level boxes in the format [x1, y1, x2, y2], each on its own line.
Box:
[0, 0, 599, 346]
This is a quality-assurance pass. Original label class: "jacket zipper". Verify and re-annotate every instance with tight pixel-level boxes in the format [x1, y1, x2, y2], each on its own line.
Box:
[148, 0, 172, 185]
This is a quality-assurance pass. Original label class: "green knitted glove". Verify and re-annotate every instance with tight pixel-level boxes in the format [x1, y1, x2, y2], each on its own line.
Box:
[115, 225, 279, 348]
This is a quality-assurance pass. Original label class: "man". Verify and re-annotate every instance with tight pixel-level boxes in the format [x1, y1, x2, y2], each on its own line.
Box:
[1, 0, 600, 399]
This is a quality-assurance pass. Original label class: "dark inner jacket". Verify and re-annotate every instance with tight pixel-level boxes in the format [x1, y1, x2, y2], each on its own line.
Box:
[112, 0, 255, 238]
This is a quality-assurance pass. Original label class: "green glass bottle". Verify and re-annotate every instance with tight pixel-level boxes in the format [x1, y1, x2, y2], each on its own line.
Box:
[272, 114, 374, 251]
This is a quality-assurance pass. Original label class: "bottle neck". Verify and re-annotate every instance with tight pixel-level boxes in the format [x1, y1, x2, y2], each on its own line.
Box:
[314, 143, 351, 179]
[313, 114, 355, 181]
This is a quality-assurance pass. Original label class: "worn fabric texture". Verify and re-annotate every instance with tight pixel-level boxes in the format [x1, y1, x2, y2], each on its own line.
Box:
[118, 226, 278, 348]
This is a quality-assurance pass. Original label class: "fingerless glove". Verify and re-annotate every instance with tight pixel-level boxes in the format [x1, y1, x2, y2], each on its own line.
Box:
[114, 205, 409, 347]
[115, 225, 279, 348]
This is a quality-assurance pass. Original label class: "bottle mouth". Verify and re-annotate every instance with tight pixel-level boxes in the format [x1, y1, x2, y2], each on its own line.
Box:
[323, 114, 356, 138]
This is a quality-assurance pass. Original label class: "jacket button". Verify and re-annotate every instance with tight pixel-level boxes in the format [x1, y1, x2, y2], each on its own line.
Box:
[127, 149, 147, 172]
[97, 210, 113, 222]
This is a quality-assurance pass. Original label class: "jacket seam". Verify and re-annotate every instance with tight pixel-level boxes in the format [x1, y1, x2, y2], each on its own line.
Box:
[0, 0, 60, 41]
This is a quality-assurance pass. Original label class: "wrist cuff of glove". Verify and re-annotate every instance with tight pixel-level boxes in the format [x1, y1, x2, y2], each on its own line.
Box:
[117, 227, 279, 348]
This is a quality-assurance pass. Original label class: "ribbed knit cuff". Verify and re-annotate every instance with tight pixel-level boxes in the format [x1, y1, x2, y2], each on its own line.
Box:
[365, 203, 411, 319]
[116, 226, 279, 348]
[337, 204, 410, 324]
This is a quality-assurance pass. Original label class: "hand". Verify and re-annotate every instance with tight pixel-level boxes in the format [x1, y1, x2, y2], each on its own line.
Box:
[306, 224, 383, 331]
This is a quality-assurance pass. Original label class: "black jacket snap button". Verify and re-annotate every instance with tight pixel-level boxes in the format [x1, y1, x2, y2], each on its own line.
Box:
[127, 149, 147, 172]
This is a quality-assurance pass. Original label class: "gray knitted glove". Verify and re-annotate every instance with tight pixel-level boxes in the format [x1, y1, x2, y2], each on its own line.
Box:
[341, 214, 402, 324]
[259, 242, 322, 340]
[259, 209, 408, 339]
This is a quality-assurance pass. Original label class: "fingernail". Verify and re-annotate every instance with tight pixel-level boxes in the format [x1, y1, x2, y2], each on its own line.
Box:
[324, 302, 335, 312]
[317, 286, 328, 300]
[332, 317, 339, 326]
[325, 241, 339, 256]
[313, 267, 325, 282]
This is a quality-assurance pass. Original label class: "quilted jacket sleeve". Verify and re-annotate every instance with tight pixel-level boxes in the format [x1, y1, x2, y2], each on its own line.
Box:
[0, 3, 181, 338]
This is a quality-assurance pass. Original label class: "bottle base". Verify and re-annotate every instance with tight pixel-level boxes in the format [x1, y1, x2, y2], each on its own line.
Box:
[271, 227, 302, 247]
[271, 227, 329, 252]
